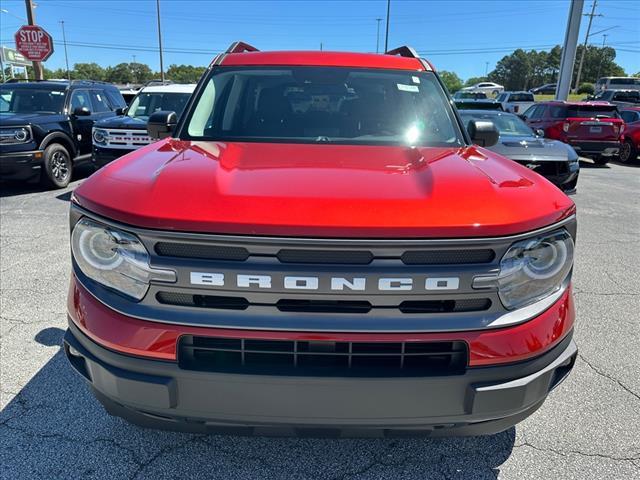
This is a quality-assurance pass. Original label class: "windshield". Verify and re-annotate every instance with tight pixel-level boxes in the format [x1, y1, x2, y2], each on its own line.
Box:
[567, 106, 619, 118]
[182, 66, 464, 146]
[127, 92, 192, 120]
[460, 111, 534, 137]
[0, 87, 66, 114]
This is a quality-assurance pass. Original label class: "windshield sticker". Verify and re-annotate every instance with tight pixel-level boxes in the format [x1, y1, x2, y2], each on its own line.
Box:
[397, 84, 419, 92]
[412, 76, 420, 84]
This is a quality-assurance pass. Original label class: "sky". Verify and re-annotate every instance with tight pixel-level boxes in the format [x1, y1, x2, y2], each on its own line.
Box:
[0, 0, 638, 80]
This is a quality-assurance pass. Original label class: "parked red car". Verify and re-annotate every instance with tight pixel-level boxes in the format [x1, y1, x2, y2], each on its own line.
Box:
[521, 101, 624, 165]
[64, 42, 578, 437]
[619, 107, 640, 163]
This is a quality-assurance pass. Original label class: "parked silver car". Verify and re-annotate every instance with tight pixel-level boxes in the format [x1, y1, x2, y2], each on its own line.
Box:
[459, 109, 580, 192]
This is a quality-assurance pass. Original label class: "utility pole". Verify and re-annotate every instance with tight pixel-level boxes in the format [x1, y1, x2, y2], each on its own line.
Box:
[556, 0, 584, 100]
[59, 20, 70, 81]
[156, 0, 165, 82]
[485, 61, 489, 77]
[595, 33, 608, 81]
[384, 0, 391, 53]
[24, 0, 43, 80]
[320, 42, 323, 51]
[375, 18, 382, 54]
[574, 0, 602, 91]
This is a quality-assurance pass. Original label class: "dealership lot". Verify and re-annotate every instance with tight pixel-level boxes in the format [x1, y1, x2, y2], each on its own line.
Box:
[0, 162, 638, 479]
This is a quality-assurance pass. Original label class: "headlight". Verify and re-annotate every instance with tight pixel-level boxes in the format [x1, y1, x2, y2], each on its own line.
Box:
[0, 126, 31, 144]
[92, 128, 108, 145]
[496, 229, 573, 310]
[71, 218, 175, 300]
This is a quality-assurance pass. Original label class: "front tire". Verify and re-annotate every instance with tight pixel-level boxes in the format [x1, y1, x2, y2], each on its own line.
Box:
[41, 143, 73, 188]
[619, 139, 637, 164]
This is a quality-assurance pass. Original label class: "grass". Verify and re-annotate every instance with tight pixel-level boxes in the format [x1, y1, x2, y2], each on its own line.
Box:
[534, 94, 585, 101]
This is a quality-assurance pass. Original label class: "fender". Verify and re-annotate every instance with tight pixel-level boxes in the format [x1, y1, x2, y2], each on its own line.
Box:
[40, 131, 78, 159]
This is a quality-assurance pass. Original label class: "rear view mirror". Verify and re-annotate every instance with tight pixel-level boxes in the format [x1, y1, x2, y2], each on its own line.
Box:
[467, 120, 499, 147]
[147, 110, 177, 140]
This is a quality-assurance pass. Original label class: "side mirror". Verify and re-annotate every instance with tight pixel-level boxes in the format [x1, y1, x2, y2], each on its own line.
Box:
[467, 119, 499, 147]
[518, 114, 527, 120]
[73, 106, 91, 117]
[147, 110, 177, 140]
[534, 128, 545, 137]
[114, 107, 126, 116]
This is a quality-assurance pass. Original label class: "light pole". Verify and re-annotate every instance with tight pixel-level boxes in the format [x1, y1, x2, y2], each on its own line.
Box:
[595, 33, 608, 81]
[375, 18, 382, 54]
[485, 61, 489, 77]
[156, 0, 165, 82]
[59, 20, 70, 81]
[384, 0, 391, 53]
[573, 0, 602, 91]
[556, 0, 584, 100]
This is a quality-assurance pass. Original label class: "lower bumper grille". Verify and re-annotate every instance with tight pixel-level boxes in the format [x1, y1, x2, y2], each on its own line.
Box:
[178, 336, 468, 377]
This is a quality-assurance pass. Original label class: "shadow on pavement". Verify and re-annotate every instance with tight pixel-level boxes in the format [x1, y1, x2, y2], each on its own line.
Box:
[0, 327, 516, 480]
[0, 165, 94, 199]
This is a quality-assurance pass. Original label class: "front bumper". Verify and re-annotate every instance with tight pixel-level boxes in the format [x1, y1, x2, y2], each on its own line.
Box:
[0, 150, 43, 180]
[64, 321, 576, 436]
[92, 146, 133, 169]
[568, 140, 620, 157]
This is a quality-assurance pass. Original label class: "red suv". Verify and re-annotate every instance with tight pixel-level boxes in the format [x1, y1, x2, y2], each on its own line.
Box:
[64, 43, 577, 437]
[620, 107, 640, 163]
[521, 101, 624, 165]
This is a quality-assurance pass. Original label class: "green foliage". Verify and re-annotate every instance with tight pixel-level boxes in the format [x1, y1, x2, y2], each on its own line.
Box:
[577, 82, 594, 95]
[438, 70, 463, 93]
[488, 44, 625, 91]
[464, 76, 488, 87]
[166, 64, 207, 84]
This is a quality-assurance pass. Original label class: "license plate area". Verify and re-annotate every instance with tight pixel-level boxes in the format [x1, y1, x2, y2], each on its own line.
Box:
[590, 126, 602, 133]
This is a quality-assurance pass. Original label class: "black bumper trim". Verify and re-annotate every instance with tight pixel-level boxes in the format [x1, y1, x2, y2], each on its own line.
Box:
[64, 320, 576, 436]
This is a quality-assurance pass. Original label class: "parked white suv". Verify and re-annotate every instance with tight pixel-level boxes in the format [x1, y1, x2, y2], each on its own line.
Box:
[496, 91, 535, 114]
[595, 77, 640, 94]
[461, 82, 504, 97]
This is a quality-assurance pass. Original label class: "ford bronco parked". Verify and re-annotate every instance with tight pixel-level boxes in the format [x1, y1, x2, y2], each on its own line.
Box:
[64, 43, 578, 437]
[92, 82, 196, 168]
[0, 80, 126, 188]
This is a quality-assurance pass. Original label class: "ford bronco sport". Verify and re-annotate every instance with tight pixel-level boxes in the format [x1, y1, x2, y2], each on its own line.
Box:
[64, 43, 578, 437]
[0, 80, 126, 188]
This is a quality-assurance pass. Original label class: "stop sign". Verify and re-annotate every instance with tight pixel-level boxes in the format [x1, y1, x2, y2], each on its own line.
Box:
[15, 25, 54, 62]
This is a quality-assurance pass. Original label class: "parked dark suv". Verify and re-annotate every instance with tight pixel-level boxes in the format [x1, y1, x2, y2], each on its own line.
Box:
[0, 80, 126, 188]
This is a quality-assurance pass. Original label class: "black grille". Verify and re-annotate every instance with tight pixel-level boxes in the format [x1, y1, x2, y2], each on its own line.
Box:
[401, 249, 494, 265]
[155, 242, 249, 261]
[178, 336, 468, 377]
[156, 292, 491, 314]
[277, 249, 373, 264]
[516, 161, 569, 176]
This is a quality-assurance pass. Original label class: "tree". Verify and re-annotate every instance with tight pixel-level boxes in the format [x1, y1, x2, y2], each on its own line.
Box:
[438, 70, 463, 93]
[166, 64, 207, 83]
[105, 63, 135, 84]
[464, 76, 488, 87]
[130, 63, 153, 83]
[572, 45, 625, 83]
[72, 63, 105, 81]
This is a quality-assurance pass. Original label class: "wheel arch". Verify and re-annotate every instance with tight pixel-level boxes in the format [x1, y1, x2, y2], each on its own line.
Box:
[40, 132, 77, 159]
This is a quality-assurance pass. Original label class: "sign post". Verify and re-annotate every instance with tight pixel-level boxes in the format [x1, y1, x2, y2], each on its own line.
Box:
[14, 24, 54, 79]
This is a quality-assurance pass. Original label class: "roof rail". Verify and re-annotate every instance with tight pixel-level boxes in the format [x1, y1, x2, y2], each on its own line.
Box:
[70, 79, 110, 85]
[142, 79, 174, 87]
[226, 41, 259, 54]
[385, 45, 420, 58]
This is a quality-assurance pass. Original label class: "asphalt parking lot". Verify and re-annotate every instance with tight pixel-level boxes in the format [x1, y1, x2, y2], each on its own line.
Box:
[1, 160, 639, 480]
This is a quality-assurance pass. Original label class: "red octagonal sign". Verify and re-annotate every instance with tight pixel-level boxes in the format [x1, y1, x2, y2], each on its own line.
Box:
[15, 25, 54, 62]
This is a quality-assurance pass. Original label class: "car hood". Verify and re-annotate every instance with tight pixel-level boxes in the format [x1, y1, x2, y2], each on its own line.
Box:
[0, 112, 65, 126]
[74, 140, 575, 238]
[93, 115, 147, 130]
[488, 136, 574, 162]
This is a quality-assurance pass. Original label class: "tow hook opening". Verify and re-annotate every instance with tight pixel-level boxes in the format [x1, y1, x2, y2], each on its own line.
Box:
[64, 342, 91, 382]
[550, 352, 577, 391]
